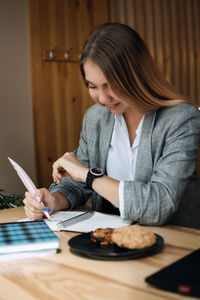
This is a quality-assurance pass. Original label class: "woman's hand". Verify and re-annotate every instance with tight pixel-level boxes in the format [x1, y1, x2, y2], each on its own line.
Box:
[23, 188, 55, 220]
[52, 152, 89, 184]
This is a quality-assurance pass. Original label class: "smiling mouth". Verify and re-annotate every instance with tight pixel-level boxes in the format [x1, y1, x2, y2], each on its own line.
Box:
[107, 103, 120, 110]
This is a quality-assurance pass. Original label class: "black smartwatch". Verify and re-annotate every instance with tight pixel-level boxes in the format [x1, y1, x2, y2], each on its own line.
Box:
[86, 167, 104, 189]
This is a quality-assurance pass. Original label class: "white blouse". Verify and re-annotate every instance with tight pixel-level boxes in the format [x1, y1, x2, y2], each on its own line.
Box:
[106, 114, 144, 217]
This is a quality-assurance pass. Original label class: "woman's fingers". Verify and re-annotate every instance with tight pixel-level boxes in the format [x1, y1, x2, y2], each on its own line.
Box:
[24, 204, 43, 221]
[52, 169, 62, 184]
[23, 188, 53, 220]
[52, 152, 88, 183]
[23, 194, 43, 220]
[23, 192, 41, 209]
[52, 163, 69, 183]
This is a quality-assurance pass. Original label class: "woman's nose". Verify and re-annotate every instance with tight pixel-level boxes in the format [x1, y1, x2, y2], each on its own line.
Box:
[98, 90, 111, 104]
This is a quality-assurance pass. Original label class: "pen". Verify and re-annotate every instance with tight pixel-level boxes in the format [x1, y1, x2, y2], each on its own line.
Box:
[56, 210, 95, 229]
[8, 157, 51, 219]
[35, 196, 51, 219]
[41, 207, 51, 212]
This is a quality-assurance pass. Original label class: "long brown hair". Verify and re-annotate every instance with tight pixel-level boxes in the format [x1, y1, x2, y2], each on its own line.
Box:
[80, 23, 191, 113]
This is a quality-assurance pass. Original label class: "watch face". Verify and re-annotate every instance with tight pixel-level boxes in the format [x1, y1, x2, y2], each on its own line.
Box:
[90, 168, 103, 176]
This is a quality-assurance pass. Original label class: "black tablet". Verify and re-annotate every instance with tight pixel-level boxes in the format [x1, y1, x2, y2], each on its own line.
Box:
[145, 248, 200, 297]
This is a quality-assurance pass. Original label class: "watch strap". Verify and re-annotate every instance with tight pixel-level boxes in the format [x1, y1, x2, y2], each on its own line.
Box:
[86, 171, 96, 189]
[86, 168, 104, 190]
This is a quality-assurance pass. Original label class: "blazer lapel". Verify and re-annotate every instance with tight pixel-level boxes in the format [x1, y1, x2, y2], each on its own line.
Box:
[97, 108, 157, 180]
[135, 111, 157, 182]
[99, 111, 115, 172]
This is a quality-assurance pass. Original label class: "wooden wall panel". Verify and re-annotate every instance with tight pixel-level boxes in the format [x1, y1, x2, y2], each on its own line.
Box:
[108, 0, 200, 106]
[29, 0, 109, 188]
[108, 0, 200, 173]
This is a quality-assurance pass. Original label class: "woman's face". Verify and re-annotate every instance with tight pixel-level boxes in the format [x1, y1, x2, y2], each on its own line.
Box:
[83, 60, 131, 115]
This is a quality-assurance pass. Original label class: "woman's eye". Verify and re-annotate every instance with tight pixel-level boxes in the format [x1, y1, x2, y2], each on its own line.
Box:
[88, 85, 96, 89]
[103, 83, 110, 89]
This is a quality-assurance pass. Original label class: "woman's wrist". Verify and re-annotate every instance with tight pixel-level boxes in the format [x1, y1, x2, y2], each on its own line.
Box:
[82, 167, 89, 183]
[51, 192, 70, 212]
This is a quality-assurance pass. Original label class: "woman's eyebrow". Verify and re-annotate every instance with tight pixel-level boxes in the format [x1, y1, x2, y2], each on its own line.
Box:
[85, 79, 95, 85]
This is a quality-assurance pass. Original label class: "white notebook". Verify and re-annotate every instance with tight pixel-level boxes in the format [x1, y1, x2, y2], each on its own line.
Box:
[45, 211, 132, 232]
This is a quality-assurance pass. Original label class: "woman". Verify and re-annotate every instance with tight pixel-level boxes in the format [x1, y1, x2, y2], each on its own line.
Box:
[24, 23, 200, 228]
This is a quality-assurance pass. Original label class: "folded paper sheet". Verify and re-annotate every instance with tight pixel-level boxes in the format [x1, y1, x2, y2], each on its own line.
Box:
[19, 211, 132, 233]
[44, 210, 132, 232]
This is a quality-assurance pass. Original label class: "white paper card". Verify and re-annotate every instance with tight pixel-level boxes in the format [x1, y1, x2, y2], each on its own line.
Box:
[19, 211, 132, 233]
[45, 211, 132, 232]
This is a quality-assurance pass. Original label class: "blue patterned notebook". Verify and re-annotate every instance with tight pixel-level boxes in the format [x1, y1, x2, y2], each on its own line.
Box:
[0, 220, 60, 260]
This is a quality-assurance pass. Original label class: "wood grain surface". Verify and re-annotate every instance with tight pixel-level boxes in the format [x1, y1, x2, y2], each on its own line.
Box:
[0, 207, 199, 300]
[29, 0, 109, 188]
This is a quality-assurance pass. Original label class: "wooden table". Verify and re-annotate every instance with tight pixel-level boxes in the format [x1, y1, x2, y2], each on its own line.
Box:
[0, 207, 200, 300]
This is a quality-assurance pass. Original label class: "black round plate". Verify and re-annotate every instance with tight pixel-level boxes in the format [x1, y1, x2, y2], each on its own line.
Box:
[68, 233, 164, 260]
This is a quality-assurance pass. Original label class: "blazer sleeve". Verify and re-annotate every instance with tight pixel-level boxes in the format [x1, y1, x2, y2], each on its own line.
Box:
[123, 104, 200, 225]
[49, 109, 93, 210]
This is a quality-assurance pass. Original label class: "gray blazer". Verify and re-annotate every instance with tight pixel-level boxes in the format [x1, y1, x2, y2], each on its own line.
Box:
[49, 103, 200, 228]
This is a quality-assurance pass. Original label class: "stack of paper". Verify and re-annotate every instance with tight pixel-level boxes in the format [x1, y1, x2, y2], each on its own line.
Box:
[0, 220, 60, 261]
[45, 211, 132, 232]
